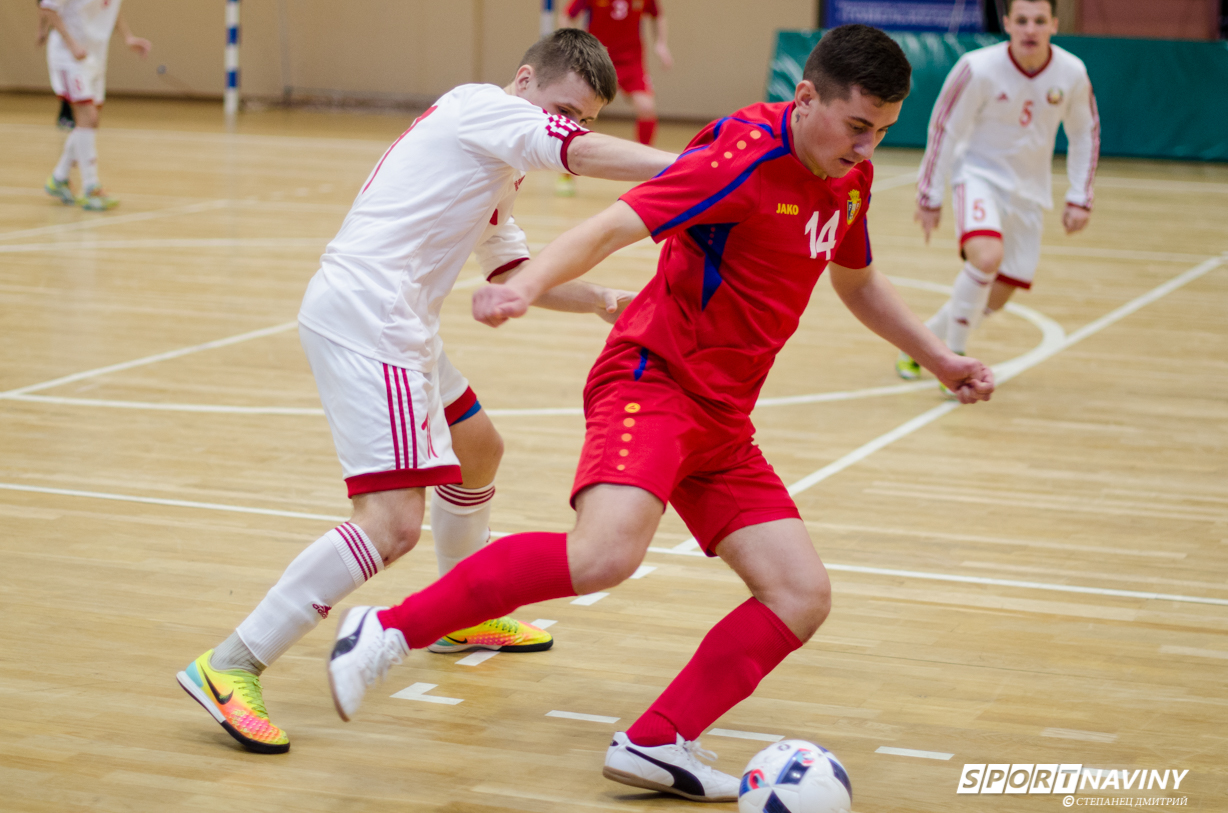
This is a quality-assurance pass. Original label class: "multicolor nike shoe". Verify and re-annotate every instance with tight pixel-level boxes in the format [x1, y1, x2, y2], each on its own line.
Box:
[427, 616, 553, 653]
[79, 185, 118, 211]
[45, 175, 75, 205]
[177, 650, 290, 754]
[895, 352, 922, 380]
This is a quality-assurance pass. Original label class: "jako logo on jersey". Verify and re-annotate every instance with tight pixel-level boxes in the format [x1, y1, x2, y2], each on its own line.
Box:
[1047, 87, 1064, 105]
[776, 203, 800, 215]
[313, 603, 331, 619]
[846, 190, 862, 224]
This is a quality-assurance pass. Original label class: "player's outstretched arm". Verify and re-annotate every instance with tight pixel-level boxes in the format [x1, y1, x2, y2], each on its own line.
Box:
[567, 134, 675, 182]
[474, 201, 649, 327]
[489, 267, 634, 324]
[40, 5, 86, 58]
[829, 261, 994, 404]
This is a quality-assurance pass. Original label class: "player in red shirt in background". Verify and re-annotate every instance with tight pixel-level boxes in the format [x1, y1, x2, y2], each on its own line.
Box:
[566, 0, 671, 146]
[327, 26, 994, 803]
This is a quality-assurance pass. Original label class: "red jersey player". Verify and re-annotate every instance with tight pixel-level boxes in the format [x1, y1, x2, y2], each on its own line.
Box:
[327, 26, 993, 802]
[566, 0, 672, 146]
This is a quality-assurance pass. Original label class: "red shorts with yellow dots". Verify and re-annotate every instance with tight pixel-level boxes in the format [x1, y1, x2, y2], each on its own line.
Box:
[614, 58, 652, 95]
[571, 343, 800, 555]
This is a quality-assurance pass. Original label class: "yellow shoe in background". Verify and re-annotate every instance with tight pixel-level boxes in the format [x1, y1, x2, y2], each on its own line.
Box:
[79, 185, 118, 211]
[177, 650, 290, 753]
[428, 616, 553, 653]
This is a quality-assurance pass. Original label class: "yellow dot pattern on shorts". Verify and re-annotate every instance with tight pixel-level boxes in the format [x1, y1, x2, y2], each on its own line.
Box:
[737, 140, 747, 149]
[624, 403, 641, 413]
[621, 433, 632, 442]
[623, 418, 635, 427]
[724, 151, 733, 159]
[617, 464, 626, 471]
[619, 449, 629, 457]
[750, 130, 762, 139]
[711, 161, 719, 168]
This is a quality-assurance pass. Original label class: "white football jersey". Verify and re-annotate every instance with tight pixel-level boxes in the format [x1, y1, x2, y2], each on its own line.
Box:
[917, 42, 1100, 211]
[298, 83, 588, 372]
[40, 0, 123, 50]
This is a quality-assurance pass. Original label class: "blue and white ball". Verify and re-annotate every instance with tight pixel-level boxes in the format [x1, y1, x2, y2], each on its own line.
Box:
[738, 739, 853, 813]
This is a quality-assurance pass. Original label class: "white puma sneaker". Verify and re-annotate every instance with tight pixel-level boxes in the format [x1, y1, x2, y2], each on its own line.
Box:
[603, 731, 739, 802]
[327, 606, 409, 721]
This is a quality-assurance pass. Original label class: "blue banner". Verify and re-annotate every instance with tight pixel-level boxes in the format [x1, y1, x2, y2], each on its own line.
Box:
[825, 0, 985, 33]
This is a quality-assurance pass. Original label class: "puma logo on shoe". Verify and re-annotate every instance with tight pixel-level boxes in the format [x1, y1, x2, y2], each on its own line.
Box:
[313, 603, 331, 619]
[331, 609, 371, 660]
[204, 673, 233, 705]
[626, 746, 707, 798]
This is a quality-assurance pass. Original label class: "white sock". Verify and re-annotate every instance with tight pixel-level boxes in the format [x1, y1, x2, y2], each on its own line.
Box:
[75, 127, 99, 189]
[925, 302, 950, 342]
[431, 483, 495, 575]
[53, 129, 77, 182]
[945, 263, 995, 354]
[232, 522, 383, 667]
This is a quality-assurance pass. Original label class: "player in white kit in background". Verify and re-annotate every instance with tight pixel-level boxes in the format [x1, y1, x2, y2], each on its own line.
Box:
[176, 29, 677, 755]
[39, 0, 151, 211]
[898, 0, 1099, 384]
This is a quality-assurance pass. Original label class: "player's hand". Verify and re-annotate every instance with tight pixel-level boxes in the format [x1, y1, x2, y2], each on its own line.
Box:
[69, 38, 88, 60]
[1062, 204, 1090, 234]
[126, 36, 152, 57]
[473, 283, 530, 327]
[915, 205, 941, 244]
[594, 288, 635, 324]
[934, 353, 994, 404]
[655, 42, 674, 70]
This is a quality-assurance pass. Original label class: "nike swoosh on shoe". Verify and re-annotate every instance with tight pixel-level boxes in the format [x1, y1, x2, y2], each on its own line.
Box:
[204, 673, 233, 705]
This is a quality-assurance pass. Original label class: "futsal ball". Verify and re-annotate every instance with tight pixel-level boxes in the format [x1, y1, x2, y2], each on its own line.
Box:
[738, 739, 853, 813]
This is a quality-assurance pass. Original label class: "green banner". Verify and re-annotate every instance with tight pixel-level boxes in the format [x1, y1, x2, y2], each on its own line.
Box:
[768, 31, 1228, 161]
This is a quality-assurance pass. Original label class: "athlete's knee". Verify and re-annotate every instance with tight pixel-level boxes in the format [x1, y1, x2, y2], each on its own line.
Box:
[350, 491, 425, 564]
[771, 570, 831, 643]
[567, 539, 643, 593]
[966, 241, 1004, 276]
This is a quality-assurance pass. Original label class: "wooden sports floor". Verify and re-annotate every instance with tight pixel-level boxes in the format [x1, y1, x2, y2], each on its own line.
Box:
[1, 93, 1225, 812]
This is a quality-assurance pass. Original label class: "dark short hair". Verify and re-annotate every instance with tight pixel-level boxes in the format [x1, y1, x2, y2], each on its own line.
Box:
[520, 29, 618, 104]
[1007, 0, 1056, 14]
[803, 25, 911, 105]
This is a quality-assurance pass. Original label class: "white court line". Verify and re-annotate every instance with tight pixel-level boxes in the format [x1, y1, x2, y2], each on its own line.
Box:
[875, 746, 953, 760]
[0, 237, 325, 253]
[871, 170, 918, 191]
[546, 710, 620, 724]
[1159, 645, 1228, 660]
[1041, 728, 1118, 743]
[531, 619, 558, 629]
[571, 592, 609, 606]
[0, 199, 230, 242]
[629, 565, 656, 579]
[707, 728, 784, 743]
[0, 322, 298, 399]
[390, 683, 463, 705]
[456, 650, 500, 667]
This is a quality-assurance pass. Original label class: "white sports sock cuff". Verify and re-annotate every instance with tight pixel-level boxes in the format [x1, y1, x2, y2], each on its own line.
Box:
[331, 522, 383, 587]
[961, 262, 995, 286]
[433, 483, 495, 517]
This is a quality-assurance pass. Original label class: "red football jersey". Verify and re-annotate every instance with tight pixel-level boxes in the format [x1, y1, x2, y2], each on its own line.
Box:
[567, 0, 658, 65]
[612, 101, 874, 415]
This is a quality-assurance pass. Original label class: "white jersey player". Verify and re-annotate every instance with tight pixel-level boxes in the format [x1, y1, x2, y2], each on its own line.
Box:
[899, 0, 1099, 383]
[176, 29, 677, 755]
[39, 0, 151, 211]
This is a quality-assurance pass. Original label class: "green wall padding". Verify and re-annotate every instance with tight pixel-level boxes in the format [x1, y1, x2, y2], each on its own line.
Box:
[767, 31, 1228, 161]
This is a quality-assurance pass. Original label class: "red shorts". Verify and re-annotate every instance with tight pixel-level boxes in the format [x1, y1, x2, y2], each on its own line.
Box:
[614, 58, 652, 95]
[572, 343, 800, 555]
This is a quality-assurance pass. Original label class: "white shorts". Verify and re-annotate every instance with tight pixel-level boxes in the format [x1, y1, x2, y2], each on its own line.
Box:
[48, 40, 107, 105]
[301, 326, 480, 497]
[953, 175, 1045, 289]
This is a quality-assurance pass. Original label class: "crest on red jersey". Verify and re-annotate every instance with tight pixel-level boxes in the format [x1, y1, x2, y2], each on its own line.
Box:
[1047, 87, 1064, 105]
[846, 189, 862, 225]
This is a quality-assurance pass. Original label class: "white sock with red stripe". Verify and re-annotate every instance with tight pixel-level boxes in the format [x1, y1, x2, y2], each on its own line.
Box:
[945, 263, 995, 354]
[53, 129, 78, 183]
[227, 522, 383, 669]
[75, 127, 99, 190]
[431, 483, 495, 574]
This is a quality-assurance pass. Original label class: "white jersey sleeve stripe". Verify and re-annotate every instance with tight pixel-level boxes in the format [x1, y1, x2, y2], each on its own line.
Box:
[918, 61, 974, 205]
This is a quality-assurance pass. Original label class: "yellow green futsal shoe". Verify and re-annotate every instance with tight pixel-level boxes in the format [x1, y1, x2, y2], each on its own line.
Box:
[79, 185, 118, 211]
[177, 650, 290, 754]
[428, 616, 554, 653]
[44, 175, 75, 205]
[895, 352, 921, 380]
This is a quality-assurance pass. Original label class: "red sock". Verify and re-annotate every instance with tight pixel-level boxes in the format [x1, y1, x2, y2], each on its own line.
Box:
[626, 598, 801, 746]
[636, 118, 657, 146]
[377, 532, 574, 649]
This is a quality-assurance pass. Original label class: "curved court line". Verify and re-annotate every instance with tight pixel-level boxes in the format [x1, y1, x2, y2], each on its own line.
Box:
[0, 237, 326, 253]
[1, 277, 1058, 417]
